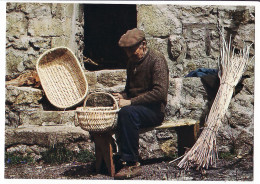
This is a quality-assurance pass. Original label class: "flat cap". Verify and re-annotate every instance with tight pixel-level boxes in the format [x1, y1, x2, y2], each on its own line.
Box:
[118, 28, 145, 47]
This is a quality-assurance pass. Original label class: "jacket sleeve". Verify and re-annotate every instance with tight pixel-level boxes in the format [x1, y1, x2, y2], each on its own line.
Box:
[130, 56, 169, 105]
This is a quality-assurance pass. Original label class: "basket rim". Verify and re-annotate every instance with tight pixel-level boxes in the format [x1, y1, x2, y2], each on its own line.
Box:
[36, 46, 89, 109]
[76, 108, 120, 113]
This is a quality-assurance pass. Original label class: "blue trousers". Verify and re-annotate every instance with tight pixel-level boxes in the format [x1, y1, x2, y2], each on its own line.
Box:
[116, 105, 164, 162]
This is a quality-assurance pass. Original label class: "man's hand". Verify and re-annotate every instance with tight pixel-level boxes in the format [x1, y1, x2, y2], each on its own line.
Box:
[112, 93, 124, 102]
[119, 99, 131, 107]
[113, 93, 131, 107]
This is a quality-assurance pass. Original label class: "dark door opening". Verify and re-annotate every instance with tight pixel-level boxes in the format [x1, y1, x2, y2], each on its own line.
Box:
[83, 4, 137, 71]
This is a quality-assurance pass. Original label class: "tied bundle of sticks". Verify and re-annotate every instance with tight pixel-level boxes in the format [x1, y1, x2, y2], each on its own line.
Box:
[177, 34, 254, 170]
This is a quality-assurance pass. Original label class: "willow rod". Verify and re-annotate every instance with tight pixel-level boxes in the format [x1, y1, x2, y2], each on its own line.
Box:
[177, 33, 253, 170]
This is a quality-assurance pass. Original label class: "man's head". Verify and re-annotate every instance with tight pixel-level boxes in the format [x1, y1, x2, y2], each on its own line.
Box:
[118, 28, 147, 61]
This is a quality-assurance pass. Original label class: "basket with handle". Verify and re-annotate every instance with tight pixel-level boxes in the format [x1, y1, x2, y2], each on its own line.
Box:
[75, 92, 120, 132]
[36, 47, 88, 109]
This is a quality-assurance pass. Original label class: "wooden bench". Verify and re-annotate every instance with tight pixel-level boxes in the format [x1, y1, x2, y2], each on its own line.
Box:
[91, 118, 200, 177]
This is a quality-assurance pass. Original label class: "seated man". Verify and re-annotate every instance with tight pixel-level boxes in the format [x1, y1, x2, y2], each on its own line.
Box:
[113, 28, 169, 179]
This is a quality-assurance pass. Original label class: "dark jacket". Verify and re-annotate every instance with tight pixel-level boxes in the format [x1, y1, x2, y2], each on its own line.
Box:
[122, 49, 169, 116]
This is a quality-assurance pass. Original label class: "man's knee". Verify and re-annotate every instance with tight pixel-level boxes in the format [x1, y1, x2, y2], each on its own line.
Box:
[118, 106, 140, 127]
[118, 106, 136, 117]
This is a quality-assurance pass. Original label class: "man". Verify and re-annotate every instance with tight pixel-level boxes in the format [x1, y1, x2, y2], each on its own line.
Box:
[113, 28, 169, 179]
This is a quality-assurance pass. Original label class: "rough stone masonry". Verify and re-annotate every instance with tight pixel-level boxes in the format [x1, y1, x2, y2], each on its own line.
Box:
[5, 3, 254, 161]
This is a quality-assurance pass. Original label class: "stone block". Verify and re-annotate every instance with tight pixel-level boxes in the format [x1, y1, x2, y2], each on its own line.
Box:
[10, 35, 30, 50]
[6, 141, 94, 162]
[30, 3, 52, 18]
[166, 77, 208, 120]
[224, 77, 254, 128]
[27, 4, 74, 37]
[147, 38, 168, 58]
[28, 17, 64, 37]
[51, 3, 64, 19]
[16, 3, 52, 18]
[6, 12, 27, 38]
[137, 5, 182, 37]
[51, 36, 70, 48]
[6, 144, 48, 162]
[5, 125, 90, 147]
[6, 38, 50, 76]
[6, 48, 26, 75]
[160, 139, 177, 157]
[234, 24, 255, 49]
[5, 106, 20, 128]
[96, 69, 126, 87]
[51, 3, 74, 20]
[139, 130, 163, 159]
[19, 110, 75, 126]
[91, 84, 125, 94]
[83, 69, 126, 93]
[139, 129, 178, 160]
[64, 18, 74, 37]
[29, 37, 51, 50]
[85, 71, 97, 90]
[180, 6, 217, 24]
[235, 130, 253, 156]
[6, 86, 43, 105]
[217, 123, 253, 156]
[228, 103, 253, 127]
[244, 61, 255, 78]
[6, 2, 16, 13]
[242, 77, 254, 95]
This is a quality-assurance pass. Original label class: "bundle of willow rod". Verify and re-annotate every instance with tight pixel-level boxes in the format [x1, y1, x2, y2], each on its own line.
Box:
[177, 36, 253, 170]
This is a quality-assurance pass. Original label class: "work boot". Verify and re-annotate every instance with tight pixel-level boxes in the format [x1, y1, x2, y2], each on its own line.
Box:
[114, 162, 142, 179]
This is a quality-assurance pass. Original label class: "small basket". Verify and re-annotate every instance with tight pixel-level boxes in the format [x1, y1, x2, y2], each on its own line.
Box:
[36, 47, 88, 109]
[75, 92, 120, 132]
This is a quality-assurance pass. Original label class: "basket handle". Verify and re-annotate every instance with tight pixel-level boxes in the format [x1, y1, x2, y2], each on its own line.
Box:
[83, 92, 119, 110]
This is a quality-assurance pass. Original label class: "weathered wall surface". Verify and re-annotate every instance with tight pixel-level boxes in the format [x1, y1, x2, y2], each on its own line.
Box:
[137, 5, 255, 77]
[5, 70, 254, 159]
[6, 3, 84, 79]
[137, 4, 254, 157]
[5, 3, 254, 160]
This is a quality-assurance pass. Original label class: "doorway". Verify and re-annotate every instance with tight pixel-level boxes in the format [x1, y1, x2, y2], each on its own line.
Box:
[84, 4, 137, 70]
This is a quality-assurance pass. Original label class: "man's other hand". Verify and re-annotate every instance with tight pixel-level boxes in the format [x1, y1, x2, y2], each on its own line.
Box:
[112, 93, 124, 101]
[119, 99, 131, 107]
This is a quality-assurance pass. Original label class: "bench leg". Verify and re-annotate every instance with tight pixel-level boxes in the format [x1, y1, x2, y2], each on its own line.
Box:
[93, 133, 115, 177]
[176, 123, 200, 156]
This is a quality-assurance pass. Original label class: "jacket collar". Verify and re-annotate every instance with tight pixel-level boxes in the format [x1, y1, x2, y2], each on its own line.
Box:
[134, 48, 150, 65]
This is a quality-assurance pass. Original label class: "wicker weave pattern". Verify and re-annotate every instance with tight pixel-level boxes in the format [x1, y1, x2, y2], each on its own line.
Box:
[36, 47, 88, 109]
[75, 92, 119, 132]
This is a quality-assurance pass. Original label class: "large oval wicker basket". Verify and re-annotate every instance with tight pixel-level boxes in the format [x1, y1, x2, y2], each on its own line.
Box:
[75, 92, 120, 132]
[36, 47, 88, 109]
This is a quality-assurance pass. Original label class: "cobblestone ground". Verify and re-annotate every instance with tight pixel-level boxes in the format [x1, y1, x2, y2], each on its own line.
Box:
[5, 155, 253, 181]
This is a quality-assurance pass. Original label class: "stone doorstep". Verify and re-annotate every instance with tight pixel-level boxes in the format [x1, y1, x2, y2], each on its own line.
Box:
[19, 110, 76, 126]
[5, 125, 90, 148]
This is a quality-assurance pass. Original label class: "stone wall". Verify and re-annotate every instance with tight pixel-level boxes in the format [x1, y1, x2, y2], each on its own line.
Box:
[137, 5, 255, 77]
[137, 4, 254, 157]
[5, 3, 254, 160]
[7, 4, 255, 79]
[5, 69, 254, 159]
[6, 3, 84, 79]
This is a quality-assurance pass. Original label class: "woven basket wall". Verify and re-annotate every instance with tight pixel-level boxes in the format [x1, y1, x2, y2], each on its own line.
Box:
[36, 47, 88, 109]
[75, 92, 119, 132]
